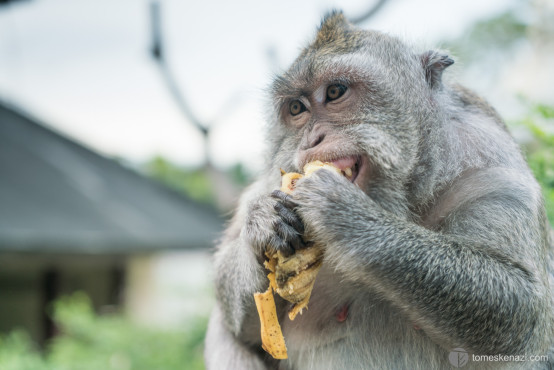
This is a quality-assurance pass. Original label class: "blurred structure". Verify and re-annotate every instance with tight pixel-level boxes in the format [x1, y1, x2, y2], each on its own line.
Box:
[0, 101, 223, 343]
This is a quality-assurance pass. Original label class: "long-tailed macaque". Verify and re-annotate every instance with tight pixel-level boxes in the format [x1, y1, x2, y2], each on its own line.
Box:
[205, 11, 554, 369]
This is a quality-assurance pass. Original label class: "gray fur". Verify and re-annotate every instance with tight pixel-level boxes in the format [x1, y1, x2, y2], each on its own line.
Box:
[205, 11, 554, 369]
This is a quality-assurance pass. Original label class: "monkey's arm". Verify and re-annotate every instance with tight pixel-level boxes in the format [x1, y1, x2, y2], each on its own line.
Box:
[205, 303, 267, 370]
[205, 183, 270, 368]
[205, 235, 269, 369]
[294, 169, 553, 355]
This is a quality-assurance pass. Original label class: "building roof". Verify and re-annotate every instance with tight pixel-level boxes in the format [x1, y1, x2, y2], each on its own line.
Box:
[0, 102, 224, 254]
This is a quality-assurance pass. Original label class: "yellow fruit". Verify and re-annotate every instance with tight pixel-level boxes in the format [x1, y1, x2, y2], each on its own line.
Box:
[254, 161, 339, 359]
[253, 286, 288, 359]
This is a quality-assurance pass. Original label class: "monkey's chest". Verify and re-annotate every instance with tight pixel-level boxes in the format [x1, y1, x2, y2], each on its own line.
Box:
[278, 276, 440, 370]
[278, 265, 429, 369]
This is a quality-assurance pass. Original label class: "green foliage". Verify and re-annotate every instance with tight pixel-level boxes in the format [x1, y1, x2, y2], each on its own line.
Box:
[534, 104, 554, 121]
[516, 103, 554, 224]
[227, 162, 251, 187]
[143, 156, 215, 205]
[142, 156, 252, 205]
[0, 292, 207, 370]
[0, 331, 49, 370]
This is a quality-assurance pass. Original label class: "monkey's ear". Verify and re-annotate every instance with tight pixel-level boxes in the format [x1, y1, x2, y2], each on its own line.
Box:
[420, 50, 454, 89]
[315, 10, 352, 45]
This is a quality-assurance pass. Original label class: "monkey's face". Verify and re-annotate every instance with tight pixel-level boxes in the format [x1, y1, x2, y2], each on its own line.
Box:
[268, 16, 432, 216]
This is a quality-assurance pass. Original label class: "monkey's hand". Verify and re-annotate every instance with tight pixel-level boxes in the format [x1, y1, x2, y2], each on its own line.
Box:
[243, 191, 306, 259]
[292, 167, 376, 246]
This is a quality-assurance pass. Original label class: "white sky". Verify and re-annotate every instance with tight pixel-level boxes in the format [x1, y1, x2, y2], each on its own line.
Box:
[0, 0, 515, 173]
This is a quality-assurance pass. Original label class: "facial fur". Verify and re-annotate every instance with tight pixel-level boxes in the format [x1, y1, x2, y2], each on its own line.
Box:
[265, 13, 444, 219]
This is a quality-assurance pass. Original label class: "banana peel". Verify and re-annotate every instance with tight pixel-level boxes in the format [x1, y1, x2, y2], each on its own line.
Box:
[253, 286, 288, 359]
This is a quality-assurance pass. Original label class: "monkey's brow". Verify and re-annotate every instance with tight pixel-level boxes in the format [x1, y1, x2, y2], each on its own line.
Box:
[271, 55, 370, 101]
[271, 76, 305, 98]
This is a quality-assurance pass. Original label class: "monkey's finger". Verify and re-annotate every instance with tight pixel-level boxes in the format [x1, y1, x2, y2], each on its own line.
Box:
[289, 235, 306, 251]
[274, 222, 306, 252]
[274, 221, 306, 253]
[274, 221, 299, 243]
[268, 235, 294, 257]
[274, 202, 304, 234]
[271, 190, 298, 209]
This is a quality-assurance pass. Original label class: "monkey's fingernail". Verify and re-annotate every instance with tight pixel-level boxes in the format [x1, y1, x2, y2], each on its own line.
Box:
[271, 190, 286, 200]
[271, 190, 298, 209]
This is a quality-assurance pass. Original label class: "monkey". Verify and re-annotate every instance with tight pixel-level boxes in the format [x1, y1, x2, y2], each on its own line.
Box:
[205, 11, 554, 370]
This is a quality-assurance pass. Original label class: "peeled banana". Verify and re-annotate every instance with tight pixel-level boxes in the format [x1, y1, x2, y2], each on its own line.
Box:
[253, 161, 340, 359]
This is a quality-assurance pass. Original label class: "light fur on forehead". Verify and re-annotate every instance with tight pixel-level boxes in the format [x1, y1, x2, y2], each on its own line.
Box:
[314, 10, 353, 47]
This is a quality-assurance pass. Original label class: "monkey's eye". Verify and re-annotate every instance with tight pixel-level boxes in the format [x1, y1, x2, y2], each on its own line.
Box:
[289, 100, 307, 116]
[326, 84, 347, 101]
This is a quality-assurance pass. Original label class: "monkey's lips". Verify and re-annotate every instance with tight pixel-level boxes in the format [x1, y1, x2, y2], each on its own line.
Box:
[329, 155, 362, 183]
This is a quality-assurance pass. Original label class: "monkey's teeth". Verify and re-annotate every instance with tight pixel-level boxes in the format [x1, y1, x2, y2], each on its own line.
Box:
[344, 167, 352, 178]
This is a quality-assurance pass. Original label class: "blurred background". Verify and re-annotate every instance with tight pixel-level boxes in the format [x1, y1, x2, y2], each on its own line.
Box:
[0, 0, 552, 369]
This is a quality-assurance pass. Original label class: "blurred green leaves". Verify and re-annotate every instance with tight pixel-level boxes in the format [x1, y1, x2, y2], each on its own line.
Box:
[516, 103, 554, 224]
[0, 331, 46, 370]
[143, 156, 215, 205]
[142, 155, 251, 206]
[0, 292, 207, 370]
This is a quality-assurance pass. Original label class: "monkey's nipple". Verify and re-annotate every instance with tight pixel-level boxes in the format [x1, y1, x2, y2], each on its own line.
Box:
[335, 303, 349, 323]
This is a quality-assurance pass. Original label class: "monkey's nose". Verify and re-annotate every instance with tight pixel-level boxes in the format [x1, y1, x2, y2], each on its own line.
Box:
[307, 132, 325, 149]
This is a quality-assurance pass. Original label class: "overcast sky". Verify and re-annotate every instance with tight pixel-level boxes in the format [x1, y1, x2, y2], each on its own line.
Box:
[0, 0, 514, 173]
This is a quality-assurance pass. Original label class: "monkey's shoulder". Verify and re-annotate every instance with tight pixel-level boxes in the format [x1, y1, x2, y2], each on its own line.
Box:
[449, 83, 507, 130]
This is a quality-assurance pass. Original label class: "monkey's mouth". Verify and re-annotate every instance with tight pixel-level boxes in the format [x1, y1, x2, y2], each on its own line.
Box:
[329, 155, 362, 183]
